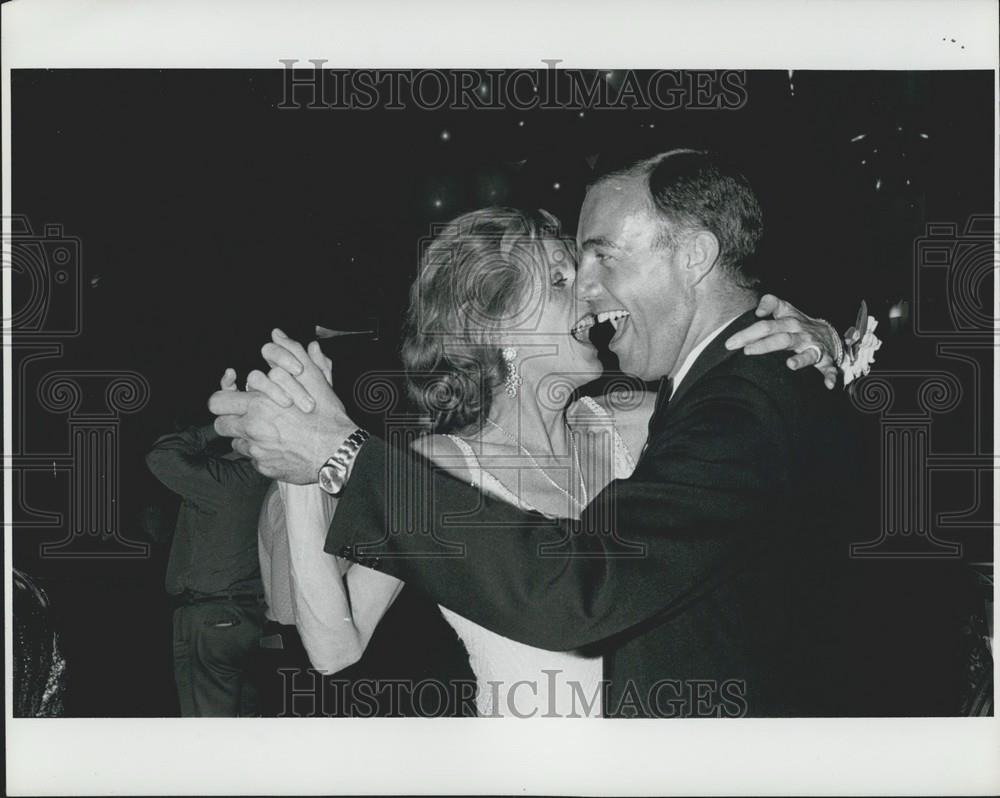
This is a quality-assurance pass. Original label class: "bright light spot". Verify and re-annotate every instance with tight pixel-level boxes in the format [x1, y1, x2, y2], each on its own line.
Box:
[919, 133, 930, 139]
[553, 182, 561, 190]
[518, 120, 525, 127]
[875, 178, 882, 191]
[433, 199, 442, 208]
[440, 130, 450, 141]
[850, 133, 867, 142]
[605, 71, 614, 79]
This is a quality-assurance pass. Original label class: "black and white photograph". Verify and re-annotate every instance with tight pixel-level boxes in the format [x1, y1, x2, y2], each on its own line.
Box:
[4, 1, 999, 795]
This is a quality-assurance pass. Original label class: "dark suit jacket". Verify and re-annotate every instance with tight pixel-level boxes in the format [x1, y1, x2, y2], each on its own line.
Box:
[326, 310, 862, 717]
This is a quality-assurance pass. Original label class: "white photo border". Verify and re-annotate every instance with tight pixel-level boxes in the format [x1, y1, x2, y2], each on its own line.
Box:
[4, 0, 999, 795]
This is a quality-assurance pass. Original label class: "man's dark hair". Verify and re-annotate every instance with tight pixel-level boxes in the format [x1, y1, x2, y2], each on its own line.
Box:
[593, 149, 764, 289]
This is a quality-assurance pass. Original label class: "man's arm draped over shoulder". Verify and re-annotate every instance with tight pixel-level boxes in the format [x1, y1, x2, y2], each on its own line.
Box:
[325, 374, 793, 651]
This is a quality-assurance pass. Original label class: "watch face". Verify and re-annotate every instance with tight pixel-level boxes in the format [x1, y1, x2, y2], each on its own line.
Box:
[318, 464, 342, 495]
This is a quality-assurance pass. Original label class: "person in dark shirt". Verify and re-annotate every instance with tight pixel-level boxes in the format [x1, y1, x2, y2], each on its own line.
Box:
[146, 423, 271, 717]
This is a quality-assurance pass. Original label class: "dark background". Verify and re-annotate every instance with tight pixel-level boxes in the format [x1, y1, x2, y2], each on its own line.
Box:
[10, 69, 995, 715]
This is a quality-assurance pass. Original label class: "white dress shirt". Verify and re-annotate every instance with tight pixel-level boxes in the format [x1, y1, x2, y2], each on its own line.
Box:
[670, 314, 743, 398]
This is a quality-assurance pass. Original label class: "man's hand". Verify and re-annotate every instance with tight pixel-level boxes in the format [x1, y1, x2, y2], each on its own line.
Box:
[725, 294, 840, 390]
[208, 333, 357, 483]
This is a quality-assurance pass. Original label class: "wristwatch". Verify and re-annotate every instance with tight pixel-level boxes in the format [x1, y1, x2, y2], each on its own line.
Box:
[317, 428, 370, 496]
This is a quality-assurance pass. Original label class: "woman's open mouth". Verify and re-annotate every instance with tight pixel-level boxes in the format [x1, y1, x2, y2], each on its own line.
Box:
[571, 309, 631, 346]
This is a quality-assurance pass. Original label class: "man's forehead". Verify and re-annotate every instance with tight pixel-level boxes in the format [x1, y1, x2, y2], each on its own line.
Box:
[579, 177, 655, 244]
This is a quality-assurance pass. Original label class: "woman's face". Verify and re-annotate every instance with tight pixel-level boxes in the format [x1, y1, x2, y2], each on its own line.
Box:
[501, 237, 603, 399]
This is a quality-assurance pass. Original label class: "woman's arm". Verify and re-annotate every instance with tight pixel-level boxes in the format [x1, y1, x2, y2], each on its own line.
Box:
[279, 481, 403, 675]
[246, 347, 405, 675]
[726, 294, 881, 390]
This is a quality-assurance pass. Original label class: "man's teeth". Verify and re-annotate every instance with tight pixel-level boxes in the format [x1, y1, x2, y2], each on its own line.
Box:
[571, 310, 630, 342]
[571, 315, 597, 339]
[595, 310, 630, 331]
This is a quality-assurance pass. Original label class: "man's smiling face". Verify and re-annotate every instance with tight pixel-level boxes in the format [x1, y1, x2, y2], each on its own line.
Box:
[572, 176, 694, 381]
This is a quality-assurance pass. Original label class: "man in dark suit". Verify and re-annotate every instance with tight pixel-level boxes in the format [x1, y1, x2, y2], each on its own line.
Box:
[212, 149, 861, 717]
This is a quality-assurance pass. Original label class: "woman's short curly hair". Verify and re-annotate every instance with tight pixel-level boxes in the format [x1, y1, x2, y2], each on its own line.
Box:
[401, 207, 562, 434]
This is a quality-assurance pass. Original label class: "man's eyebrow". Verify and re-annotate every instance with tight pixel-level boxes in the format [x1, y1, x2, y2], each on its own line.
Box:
[580, 236, 621, 251]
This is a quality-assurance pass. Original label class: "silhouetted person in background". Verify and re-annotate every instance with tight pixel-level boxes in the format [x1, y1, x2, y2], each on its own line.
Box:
[13, 568, 67, 717]
[146, 423, 270, 717]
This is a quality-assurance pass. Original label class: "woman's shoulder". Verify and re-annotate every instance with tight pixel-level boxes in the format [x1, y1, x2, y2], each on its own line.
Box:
[569, 390, 659, 463]
[567, 391, 659, 428]
[409, 432, 479, 485]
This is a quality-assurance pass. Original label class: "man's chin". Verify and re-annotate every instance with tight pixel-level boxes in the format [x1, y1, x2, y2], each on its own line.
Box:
[610, 348, 655, 381]
[609, 344, 632, 370]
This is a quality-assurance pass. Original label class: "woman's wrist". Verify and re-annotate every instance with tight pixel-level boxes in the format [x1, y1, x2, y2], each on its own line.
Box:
[815, 319, 845, 367]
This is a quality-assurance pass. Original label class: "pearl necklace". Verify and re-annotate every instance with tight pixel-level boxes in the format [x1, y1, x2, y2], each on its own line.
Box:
[483, 418, 589, 511]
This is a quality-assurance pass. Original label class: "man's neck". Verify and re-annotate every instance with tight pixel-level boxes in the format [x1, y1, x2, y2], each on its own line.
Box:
[670, 290, 757, 380]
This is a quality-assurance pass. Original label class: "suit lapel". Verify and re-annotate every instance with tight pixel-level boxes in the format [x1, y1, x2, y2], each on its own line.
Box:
[637, 309, 760, 463]
[666, 308, 759, 408]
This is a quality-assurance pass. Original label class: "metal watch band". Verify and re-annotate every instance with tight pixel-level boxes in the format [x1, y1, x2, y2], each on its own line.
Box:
[318, 428, 370, 495]
[335, 428, 369, 466]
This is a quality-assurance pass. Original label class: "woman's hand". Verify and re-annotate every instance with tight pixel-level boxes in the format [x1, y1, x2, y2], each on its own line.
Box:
[220, 367, 238, 392]
[725, 294, 841, 390]
[243, 329, 334, 412]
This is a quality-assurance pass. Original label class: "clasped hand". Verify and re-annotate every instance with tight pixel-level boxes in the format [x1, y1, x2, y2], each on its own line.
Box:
[209, 330, 357, 484]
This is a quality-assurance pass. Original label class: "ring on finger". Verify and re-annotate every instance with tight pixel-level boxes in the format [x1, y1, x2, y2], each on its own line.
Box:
[799, 344, 823, 364]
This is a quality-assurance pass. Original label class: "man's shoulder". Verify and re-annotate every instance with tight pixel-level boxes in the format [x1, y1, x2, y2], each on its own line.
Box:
[701, 348, 827, 406]
[668, 347, 849, 443]
[691, 347, 856, 460]
[669, 348, 786, 411]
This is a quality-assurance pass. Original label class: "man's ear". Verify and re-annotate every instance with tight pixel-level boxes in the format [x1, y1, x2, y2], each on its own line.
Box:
[683, 230, 720, 286]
